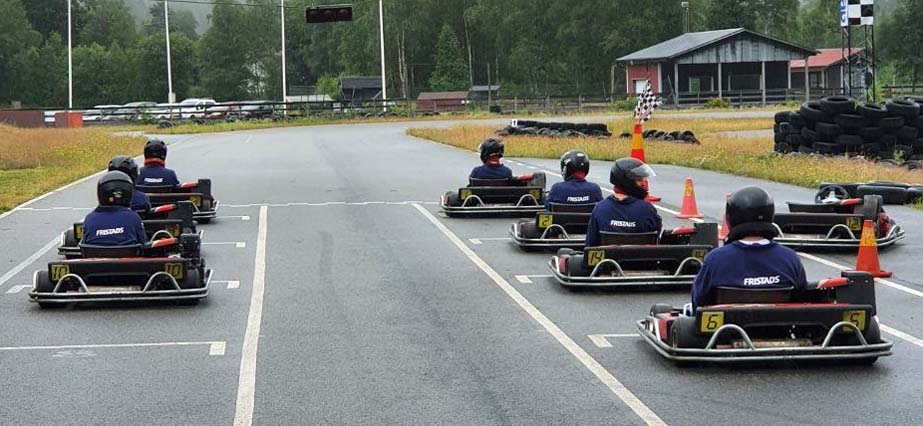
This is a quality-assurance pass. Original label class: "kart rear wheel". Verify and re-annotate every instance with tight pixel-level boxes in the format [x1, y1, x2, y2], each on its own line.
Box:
[671, 316, 710, 349]
[444, 191, 462, 207]
[63, 229, 78, 247]
[196, 218, 212, 224]
[179, 269, 202, 290]
[34, 271, 55, 293]
[859, 195, 883, 222]
[566, 254, 591, 278]
[650, 303, 674, 315]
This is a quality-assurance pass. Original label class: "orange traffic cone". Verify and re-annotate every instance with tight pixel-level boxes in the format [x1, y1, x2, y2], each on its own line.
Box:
[630, 123, 646, 162]
[855, 219, 892, 278]
[718, 193, 731, 240]
[676, 178, 704, 219]
[641, 178, 661, 202]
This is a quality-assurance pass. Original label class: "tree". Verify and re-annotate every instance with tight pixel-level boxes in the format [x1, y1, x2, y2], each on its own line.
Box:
[20, 0, 87, 42]
[0, 0, 42, 103]
[146, 4, 199, 40]
[882, 0, 923, 85]
[8, 33, 66, 107]
[80, 0, 137, 48]
[705, 0, 758, 31]
[137, 32, 197, 102]
[796, 0, 841, 48]
[428, 24, 468, 91]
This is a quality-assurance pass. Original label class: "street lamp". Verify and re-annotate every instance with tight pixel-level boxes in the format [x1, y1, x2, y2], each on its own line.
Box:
[165, 0, 175, 103]
[379, 0, 387, 107]
[67, 0, 73, 109]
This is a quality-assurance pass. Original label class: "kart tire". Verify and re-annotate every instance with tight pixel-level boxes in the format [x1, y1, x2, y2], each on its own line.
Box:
[859, 127, 883, 142]
[34, 270, 55, 294]
[774, 132, 787, 143]
[520, 222, 542, 239]
[857, 185, 907, 205]
[858, 103, 889, 121]
[820, 96, 856, 115]
[778, 122, 793, 134]
[902, 160, 923, 172]
[800, 102, 831, 123]
[196, 218, 212, 224]
[670, 316, 709, 349]
[886, 100, 921, 118]
[815, 122, 841, 140]
[774, 111, 791, 124]
[800, 127, 818, 143]
[444, 191, 462, 207]
[786, 134, 803, 147]
[179, 268, 202, 290]
[879, 116, 905, 131]
[835, 113, 867, 132]
[898, 126, 919, 142]
[859, 195, 883, 222]
[650, 303, 674, 315]
[788, 111, 805, 128]
[814, 142, 845, 155]
[63, 229, 78, 248]
[566, 254, 591, 278]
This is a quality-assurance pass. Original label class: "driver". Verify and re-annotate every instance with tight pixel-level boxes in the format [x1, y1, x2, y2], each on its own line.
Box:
[470, 138, 514, 180]
[82, 171, 148, 246]
[545, 150, 603, 208]
[138, 139, 180, 187]
[584, 158, 662, 248]
[690, 186, 806, 312]
[108, 155, 151, 213]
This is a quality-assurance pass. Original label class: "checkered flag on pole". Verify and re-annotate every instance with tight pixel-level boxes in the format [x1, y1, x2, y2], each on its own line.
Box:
[633, 79, 662, 124]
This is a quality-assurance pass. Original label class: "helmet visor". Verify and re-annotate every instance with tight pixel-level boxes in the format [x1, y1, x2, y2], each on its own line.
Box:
[625, 163, 656, 180]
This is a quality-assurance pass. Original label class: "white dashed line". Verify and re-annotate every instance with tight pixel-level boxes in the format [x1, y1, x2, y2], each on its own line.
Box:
[0, 341, 227, 356]
[588, 334, 640, 348]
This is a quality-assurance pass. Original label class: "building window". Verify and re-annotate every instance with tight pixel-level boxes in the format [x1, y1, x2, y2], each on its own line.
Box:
[688, 76, 713, 93]
[809, 72, 822, 89]
[633, 79, 649, 94]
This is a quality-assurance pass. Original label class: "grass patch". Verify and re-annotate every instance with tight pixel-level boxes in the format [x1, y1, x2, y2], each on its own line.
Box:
[0, 125, 143, 212]
[408, 122, 923, 191]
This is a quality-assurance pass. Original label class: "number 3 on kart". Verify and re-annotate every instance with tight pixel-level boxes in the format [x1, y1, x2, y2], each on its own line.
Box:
[700, 311, 724, 333]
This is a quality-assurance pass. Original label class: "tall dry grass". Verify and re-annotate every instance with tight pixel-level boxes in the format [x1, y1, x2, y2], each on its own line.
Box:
[408, 123, 923, 189]
[0, 125, 143, 211]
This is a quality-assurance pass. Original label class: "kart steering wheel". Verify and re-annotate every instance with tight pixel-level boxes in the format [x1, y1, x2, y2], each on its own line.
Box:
[815, 184, 850, 204]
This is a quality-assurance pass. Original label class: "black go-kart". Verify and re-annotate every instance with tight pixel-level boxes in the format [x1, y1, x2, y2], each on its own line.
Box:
[509, 203, 595, 251]
[772, 189, 903, 250]
[138, 179, 219, 223]
[58, 202, 201, 259]
[441, 173, 546, 218]
[549, 222, 719, 288]
[637, 271, 892, 365]
[31, 234, 211, 307]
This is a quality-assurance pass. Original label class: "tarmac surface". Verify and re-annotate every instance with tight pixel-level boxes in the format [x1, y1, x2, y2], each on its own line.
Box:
[2, 115, 923, 426]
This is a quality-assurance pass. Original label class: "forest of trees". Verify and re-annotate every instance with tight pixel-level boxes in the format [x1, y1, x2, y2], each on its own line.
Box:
[0, 0, 920, 108]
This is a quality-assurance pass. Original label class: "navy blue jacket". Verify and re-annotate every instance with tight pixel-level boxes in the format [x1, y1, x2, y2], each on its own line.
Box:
[131, 189, 152, 212]
[585, 195, 662, 248]
[138, 163, 179, 187]
[691, 240, 807, 312]
[546, 177, 603, 208]
[470, 164, 513, 180]
[82, 206, 147, 246]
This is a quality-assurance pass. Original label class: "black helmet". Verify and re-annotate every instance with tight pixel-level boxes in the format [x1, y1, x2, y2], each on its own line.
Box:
[108, 155, 139, 182]
[144, 139, 167, 160]
[97, 171, 134, 207]
[725, 186, 778, 242]
[479, 138, 504, 163]
[609, 157, 655, 199]
[560, 150, 590, 179]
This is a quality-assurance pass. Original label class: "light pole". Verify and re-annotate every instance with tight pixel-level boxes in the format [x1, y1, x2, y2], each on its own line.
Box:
[67, 0, 73, 109]
[281, 0, 287, 104]
[378, 0, 387, 108]
[164, 0, 175, 103]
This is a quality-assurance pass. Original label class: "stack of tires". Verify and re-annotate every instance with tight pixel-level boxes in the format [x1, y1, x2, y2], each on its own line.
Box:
[774, 96, 923, 163]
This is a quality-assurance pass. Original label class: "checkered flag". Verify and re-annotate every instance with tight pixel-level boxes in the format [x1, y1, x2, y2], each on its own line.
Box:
[633, 79, 662, 124]
[842, 0, 874, 26]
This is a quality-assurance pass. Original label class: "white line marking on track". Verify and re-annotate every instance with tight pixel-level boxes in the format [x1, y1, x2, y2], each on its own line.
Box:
[233, 205, 268, 426]
[796, 252, 923, 299]
[227, 280, 241, 289]
[588, 334, 640, 348]
[202, 242, 247, 248]
[5, 285, 31, 294]
[0, 340, 226, 356]
[469, 238, 482, 245]
[411, 203, 666, 426]
[14, 207, 92, 212]
[221, 201, 440, 208]
[881, 324, 923, 349]
[216, 215, 251, 221]
[0, 236, 61, 289]
[514, 274, 553, 284]
[467, 237, 510, 245]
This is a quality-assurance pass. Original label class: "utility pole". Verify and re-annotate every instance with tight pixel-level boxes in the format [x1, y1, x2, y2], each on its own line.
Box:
[165, 0, 174, 103]
[281, 0, 287, 105]
[378, 0, 387, 109]
[681, 1, 690, 33]
[67, 0, 73, 109]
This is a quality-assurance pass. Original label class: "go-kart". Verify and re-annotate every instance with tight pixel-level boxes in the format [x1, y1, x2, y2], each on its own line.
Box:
[441, 173, 547, 218]
[138, 179, 218, 223]
[637, 271, 892, 365]
[772, 189, 903, 249]
[31, 234, 211, 307]
[509, 203, 595, 251]
[549, 222, 718, 288]
[58, 202, 200, 259]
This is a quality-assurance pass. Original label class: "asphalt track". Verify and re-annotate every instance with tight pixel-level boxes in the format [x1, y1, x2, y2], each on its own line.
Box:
[2, 115, 923, 425]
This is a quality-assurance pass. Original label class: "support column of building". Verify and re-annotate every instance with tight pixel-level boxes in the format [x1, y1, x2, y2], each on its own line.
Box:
[804, 56, 810, 101]
[717, 62, 723, 98]
[674, 62, 680, 106]
[761, 61, 767, 106]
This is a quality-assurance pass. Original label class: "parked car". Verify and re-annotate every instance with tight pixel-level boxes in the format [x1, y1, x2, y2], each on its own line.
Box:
[227, 101, 276, 120]
[111, 101, 157, 121]
[178, 98, 218, 119]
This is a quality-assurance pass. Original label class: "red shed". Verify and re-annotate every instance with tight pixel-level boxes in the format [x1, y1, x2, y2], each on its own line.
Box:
[416, 91, 468, 113]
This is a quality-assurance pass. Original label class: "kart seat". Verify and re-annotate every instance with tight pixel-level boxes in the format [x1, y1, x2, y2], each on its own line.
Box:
[79, 244, 143, 258]
[549, 203, 596, 213]
[713, 286, 794, 304]
[786, 202, 854, 214]
[599, 231, 659, 246]
[468, 178, 514, 187]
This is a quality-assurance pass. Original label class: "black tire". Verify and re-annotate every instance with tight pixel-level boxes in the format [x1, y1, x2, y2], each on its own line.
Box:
[63, 229, 78, 247]
[859, 127, 883, 142]
[902, 160, 923, 172]
[669, 131, 681, 140]
[836, 134, 863, 148]
[915, 115, 923, 128]
[886, 100, 921, 118]
[906, 187, 923, 203]
[877, 159, 898, 167]
[34, 270, 55, 294]
[877, 134, 898, 147]
[566, 254, 591, 278]
[820, 96, 856, 115]
[179, 268, 202, 290]
[786, 134, 803, 147]
[774, 111, 791, 124]
[680, 130, 696, 142]
[774, 132, 787, 143]
[643, 129, 657, 138]
[906, 96, 923, 109]
[773, 123, 781, 133]
[815, 122, 841, 140]
[650, 303, 674, 315]
[814, 142, 845, 155]
[858, 103, 890, 120]
[520, 222, 542, 239]
[801, 127, 818, 142]
[859, 194, 883, 222]
[898, 126, 919, 142]
[895, 144, 914, 158]
[779, 122, 793, 134]
[879, 116, 905, 131]
[798, 145, 815, 154]
[774, 142, 791, 153]
[444, 191, 461, 207]
[835, 113, 868, 132]
[801, 101, 832, 123]
[788, 111, 806, 128]
[861, 143, 882, 157]
[857, 184, 907, 205]
[671, 316, 710, 349]
[914, 138, 923, 151]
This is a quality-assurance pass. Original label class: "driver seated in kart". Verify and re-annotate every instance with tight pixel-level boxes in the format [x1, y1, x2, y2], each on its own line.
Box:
[584, 158, 662, 248]
[545, 150, 603, 208]
[137, 139, 180, 187]
[82, 171, 148, 246]
[690, 186, 807, 313]
[470, 138, 514, 180]
[108, 155, 151, 213]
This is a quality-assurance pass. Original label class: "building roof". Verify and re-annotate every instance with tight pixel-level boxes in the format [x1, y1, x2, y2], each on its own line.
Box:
[617, 28, 815, 63]
[340, 77, 382, 90]
[417, 91, 468, 101]
[470, 85, 500, 92]
[790, 48, 864, 69]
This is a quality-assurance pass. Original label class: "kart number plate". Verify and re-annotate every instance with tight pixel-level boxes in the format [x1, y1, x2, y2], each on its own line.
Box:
[691, 248, 708, 260]
[843, 310, 866, 332]
[700, 311, 724, 333]
[460, 189, 472, 200]
[50, 264, 70, 281]
[529, 189, 542, 201]
[586, 249, 605, 267]
[74, 224, 84, 241]
[166, 224, 181, 237]
[165, 263, 184, 280]
[846, 217, 861, 232]
[189, 195, 202, 208]
[537, 214, 553, 229]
